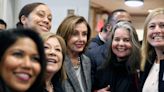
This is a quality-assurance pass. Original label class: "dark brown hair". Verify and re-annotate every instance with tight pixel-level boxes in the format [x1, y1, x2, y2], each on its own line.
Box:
[16, 2, 45, 28]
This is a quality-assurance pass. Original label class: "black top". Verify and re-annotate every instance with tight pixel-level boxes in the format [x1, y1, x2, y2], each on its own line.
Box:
[93, 57, 139, 92]
[44, 75, 64, 92]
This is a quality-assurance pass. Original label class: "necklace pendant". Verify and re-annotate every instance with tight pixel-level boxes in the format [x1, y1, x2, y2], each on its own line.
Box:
[73, 56, 80, 70]
[73, 65, 79, 70]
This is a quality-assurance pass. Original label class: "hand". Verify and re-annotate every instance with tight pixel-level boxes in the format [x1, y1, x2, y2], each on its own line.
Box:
[95, 85, 110, 92]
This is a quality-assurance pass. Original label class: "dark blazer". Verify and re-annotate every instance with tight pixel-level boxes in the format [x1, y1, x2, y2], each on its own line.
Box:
[62, 54, 91, 92]
[85, 35, 110, 84]
[140, 55, 164, 92]
[85, 35, 107, 66]
[53, 75, 64, 92]
[93, 57, 139, 92]
[44, 77, 64, 92]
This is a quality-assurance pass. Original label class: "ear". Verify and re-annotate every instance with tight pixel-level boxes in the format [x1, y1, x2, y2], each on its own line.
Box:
[105, 23, 112, 32]
[20, 15, 27, 25]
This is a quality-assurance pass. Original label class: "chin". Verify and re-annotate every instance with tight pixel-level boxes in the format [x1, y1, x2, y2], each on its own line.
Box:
[12, 84, 30, 92]
[47, 68, 58, 73]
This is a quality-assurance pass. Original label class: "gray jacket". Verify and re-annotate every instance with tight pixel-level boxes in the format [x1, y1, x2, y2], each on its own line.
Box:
[62, 54, 91, 92]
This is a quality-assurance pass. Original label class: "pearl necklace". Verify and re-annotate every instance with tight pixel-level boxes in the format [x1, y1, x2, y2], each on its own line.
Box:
[73, 56, 81, 70]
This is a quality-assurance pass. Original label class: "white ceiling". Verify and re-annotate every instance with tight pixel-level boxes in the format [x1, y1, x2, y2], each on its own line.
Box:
[90, 0, 164, 16]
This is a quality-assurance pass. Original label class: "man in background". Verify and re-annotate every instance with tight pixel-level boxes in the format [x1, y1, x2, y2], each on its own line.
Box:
[0, 19, 7, 30]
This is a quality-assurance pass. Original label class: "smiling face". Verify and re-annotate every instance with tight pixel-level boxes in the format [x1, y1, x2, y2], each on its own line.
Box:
[112, 28, 132, 60]
[44, 37, 63, 75]
[67, 22, 88, 54]
[0, 37, 41, 92]
[147, 14, 164, 48]
[22, 4, 52, 34]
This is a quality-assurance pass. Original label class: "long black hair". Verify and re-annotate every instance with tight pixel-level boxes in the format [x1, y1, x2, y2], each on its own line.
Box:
[0, 28, 46, 92]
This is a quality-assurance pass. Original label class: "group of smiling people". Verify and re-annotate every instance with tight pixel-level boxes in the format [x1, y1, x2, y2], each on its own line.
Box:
[0, 2, 164, 92]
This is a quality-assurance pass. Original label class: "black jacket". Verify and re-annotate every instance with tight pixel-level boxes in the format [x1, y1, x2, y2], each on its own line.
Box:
[93, 57, 139, 92]
[85, 35, 109, 85]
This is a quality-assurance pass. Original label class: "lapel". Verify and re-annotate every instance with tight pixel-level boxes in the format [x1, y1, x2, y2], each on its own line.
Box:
[80, 54, 91, 91]
[64, 55, 82, 92]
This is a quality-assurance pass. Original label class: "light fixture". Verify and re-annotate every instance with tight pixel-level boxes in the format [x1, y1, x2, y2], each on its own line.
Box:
[124, 0, 144, 7]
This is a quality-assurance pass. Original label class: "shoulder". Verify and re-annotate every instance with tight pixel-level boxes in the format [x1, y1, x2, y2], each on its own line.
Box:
[81, 54, 91, 63]
[89, 35, 103, 46]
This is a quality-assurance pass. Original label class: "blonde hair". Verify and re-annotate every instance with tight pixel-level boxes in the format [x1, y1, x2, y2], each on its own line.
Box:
[41, 32, 67, 80]
[141, 8, 164, 71]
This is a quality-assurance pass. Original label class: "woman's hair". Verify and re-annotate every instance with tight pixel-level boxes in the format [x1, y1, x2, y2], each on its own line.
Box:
[16, 2, 45, 28]
[56, 15, 91, 53]
[41, 32, 67, 81]
[106, 21, 141, 73]
[0, 28, 46, 92]
[141, 8, 164, 71]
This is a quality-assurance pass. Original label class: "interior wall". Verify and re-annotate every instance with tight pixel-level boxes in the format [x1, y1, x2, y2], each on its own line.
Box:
[132, 15, 146, 41]
[0, 0, 15, 29]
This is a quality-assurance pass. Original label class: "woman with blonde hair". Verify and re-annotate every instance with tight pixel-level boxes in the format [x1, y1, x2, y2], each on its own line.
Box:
[41, 32, 67, 92]
[140, 8, 164, 92]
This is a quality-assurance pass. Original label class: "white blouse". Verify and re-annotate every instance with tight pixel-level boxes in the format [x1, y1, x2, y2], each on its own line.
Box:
[142, 62, 159, 92]
[75, 66, 85, 92]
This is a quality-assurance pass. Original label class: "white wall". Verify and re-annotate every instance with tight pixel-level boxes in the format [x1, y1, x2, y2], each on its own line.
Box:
[14, 0, 89, 33]
[132, 15, 146, 41]
[0, 0, 15, 29]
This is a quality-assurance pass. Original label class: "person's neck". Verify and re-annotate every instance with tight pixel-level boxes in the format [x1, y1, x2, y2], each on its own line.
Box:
[155, 48, 164, 63]
[99, 32, 107, 42]
[67, 49, 79, 58]
[45, 79, 54, 92]
[117, 57, 127, 62]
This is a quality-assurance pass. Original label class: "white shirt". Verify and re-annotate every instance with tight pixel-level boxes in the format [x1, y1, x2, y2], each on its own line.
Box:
[142, 62, 159, 92]
[75, 66, 85, 92]
[98, 33, 106, 43]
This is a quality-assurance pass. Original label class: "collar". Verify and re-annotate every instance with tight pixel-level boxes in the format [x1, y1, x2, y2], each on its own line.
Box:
[98, 33, 106, 43]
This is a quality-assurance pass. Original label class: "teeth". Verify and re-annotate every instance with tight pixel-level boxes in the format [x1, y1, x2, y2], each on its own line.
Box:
[47, 59, 57, 64]
[42, 27, 48, 31]
[48, 60, 54, 62]
[153, 36, 164, 41]
[117, 48, 125, 51]
[16, 73, 30, 80]
[47, 62, 55, 64]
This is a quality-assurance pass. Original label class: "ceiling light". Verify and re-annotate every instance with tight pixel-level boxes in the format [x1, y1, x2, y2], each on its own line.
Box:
[124, 0, 144, 7]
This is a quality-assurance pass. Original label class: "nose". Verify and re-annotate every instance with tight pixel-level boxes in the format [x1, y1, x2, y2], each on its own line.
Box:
[155, 25, 162, 32]
[118, 40, 124, 46]
[78, 34, 84, 41]
[48, 48, 56, 56]
[22, 57, 33, 69]
[43, 17, 50, 24]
